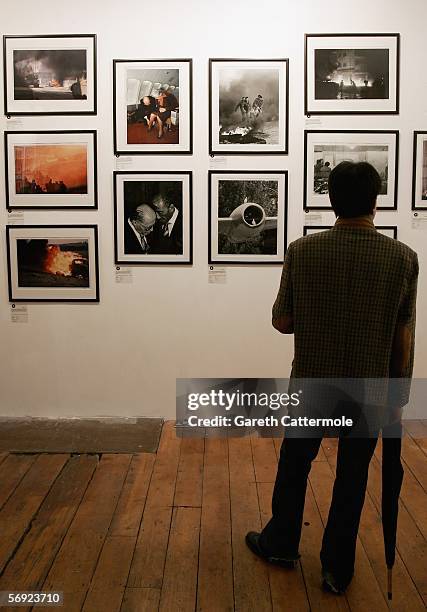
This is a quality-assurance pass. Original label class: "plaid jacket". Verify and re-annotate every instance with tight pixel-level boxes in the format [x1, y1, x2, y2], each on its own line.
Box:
[273, 224, 418, 380]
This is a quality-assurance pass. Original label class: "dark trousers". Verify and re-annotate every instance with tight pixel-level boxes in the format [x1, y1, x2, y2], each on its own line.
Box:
[259, 434, 378, 588]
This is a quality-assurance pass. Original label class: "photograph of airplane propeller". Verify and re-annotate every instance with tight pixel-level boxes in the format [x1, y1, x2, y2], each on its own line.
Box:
[218, 198, 277, 244]
[209, 170, 288, 264]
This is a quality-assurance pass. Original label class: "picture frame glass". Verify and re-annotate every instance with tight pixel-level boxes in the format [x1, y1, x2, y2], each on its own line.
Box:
[114, 60, 192, 154]
[304, 131, 398, 210]
[210, 60, 288, 154]
[114, 172, 192, 264]
[305, 34, 399, 114]
[209, 172, 288, 264]
[5, 131, 97, 209]
[4, 35, 96, 115]
[7, 226, 99, 301]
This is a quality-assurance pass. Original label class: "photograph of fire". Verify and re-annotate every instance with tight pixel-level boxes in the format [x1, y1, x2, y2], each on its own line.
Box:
[14, 144, 88, 195]
[16, 238, 89, 288]
[13, 49, 87, 100]
[218, 68, 280, 146]
[314, 48, 389, 100]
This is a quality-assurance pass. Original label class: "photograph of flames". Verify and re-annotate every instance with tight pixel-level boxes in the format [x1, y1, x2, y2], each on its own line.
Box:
[14, 144, 88, 195]
[16, 238, 89, 288]
[13, 49, 87, 100]
[218, 68, 280, 146]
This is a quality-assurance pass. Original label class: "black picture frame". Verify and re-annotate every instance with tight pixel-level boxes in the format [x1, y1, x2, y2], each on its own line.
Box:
[113, 58, 193, 155]
[412, 131, 427, 211]
[113, 170, 193, 265]
[6, 224, 99, 302]
[3, 34, 97, 116]
[303, 225, 397, 238]
[304, 33, 400, 116]
[208, 170, 288, 265]
[4, 130, 98, 210]
[209, 58, 289, 155]
[304, 130, 399, 211]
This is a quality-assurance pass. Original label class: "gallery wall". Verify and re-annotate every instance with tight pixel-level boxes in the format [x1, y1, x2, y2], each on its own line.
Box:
[1, 0, 426, 418]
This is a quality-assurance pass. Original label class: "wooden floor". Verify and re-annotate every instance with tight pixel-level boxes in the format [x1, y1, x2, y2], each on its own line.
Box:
[0, 421, 425, 612]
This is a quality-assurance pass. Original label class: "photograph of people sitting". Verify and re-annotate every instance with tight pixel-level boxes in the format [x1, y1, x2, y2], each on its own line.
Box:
[127, 70, 180, 145]
[123, 181, 183, 255]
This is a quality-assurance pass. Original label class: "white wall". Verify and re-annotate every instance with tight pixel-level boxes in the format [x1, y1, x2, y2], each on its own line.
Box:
[1, 0, 426, 418]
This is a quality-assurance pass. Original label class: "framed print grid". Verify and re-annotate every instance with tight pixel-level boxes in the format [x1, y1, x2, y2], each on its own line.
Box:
[304, 33, 400, 115]
[113, 59, 193, 155]
[5, 130, 98, 209]
[114, 171, 193, 265]
[3, 34, 97, 116]
[209, 170, 288, 264]
[6, 225, 99, 302]
[303, 225, 397, 239]
[209, 58, 289, 155]
[304, 130, 399, 211]
[412, 131, 427, 210]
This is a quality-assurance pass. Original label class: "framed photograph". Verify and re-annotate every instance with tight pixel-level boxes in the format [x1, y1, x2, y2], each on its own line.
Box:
[114, 171, 192, 264]
[209, 171, 288, 264]
[304, 130, 399, 210]
[113, 59, 192, 155]
[5, 131, 97, 209]
[303, 225, 397, 238]
[412, 131, 427, 210]
[305, 33, 399, 115]
[3, 34, 97, 115]
[6, 225, 99, 302]
[209, 59, 289, 155]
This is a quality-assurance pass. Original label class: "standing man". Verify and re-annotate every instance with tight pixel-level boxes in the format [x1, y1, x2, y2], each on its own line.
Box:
[150, 185, 183, 255]
[246, 161, 418, 594]
[124, 204, 156, 254]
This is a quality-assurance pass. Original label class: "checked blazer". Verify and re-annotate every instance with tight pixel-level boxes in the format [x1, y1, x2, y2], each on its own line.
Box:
[273, 222, 418, 380]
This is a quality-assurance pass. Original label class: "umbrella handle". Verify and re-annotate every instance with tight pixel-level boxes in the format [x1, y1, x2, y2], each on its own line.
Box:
[387, 567, 393, 600]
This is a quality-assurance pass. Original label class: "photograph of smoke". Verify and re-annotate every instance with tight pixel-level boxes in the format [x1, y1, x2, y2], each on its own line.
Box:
[14, 144, 88, 195]
[13, 49, 87, 100]
[218, 68, 280, 146]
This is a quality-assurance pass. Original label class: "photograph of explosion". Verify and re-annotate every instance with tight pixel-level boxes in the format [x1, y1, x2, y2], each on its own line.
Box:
[314, 48, 389, 100]
[14, 144, 88, 196]
[217, 179, 278, 255]
[218, 69, 279, 146]
[13, 49, 87, 100]
[312, 144, 389, 194]
[16, 238, 90, 288]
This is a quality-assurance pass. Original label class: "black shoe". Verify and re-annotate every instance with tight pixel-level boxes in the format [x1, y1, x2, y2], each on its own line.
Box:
[245, 532, 300, 568]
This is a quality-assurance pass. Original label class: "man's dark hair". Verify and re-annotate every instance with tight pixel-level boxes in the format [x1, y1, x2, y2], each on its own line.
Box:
[328, 161, 382, 218]
[155, 181, 182, 210]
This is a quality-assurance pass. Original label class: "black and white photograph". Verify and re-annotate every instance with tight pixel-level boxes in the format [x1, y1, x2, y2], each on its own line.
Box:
[3, 35, 96, 115]
[412, 131, 427, 210]
[114, 171, 192, 264]
[6, 225, 99, 302]
[305, 34, 399, 114]
[304, 130, 399, 210]
[209, 59, 289, 154]
[113, 60, 192, 155]
[5, 131, 97, 209]
[209, 171, 288, 264]
[303, 225, 397, 239]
